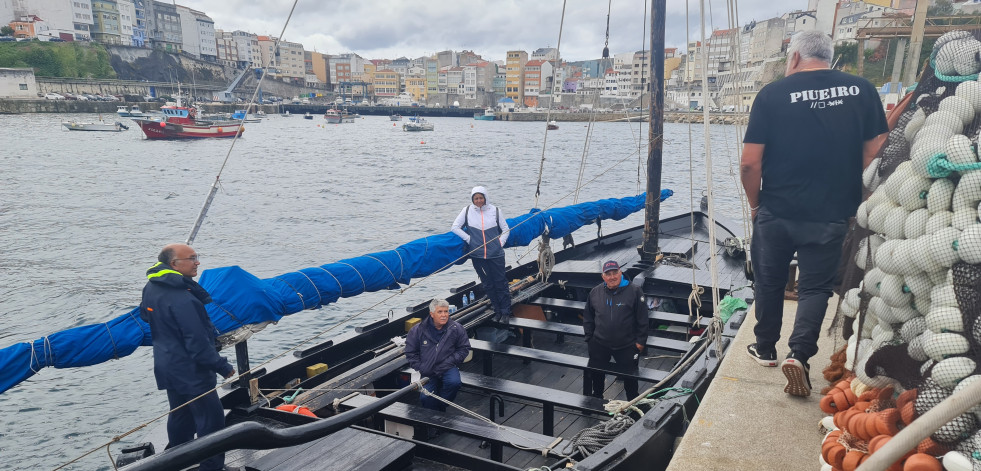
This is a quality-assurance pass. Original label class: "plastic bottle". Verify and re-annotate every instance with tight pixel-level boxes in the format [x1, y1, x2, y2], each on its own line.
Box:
[461, 295, 469, 307]
[468, 291, 475, 304]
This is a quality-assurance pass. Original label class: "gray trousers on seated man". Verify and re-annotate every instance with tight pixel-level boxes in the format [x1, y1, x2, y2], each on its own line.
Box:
[750, 207, 848, 362]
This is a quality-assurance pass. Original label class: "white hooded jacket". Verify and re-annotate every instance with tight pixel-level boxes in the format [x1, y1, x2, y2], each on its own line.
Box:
[451, 186, 509, 259]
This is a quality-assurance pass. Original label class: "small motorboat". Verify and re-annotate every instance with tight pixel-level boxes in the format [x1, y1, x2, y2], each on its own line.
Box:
[324, 109, 342, 124]
[389, 114, 402, 121]
[62, 120, 128, 132]
[304, 112, 313, 120]
[474, 108, 495, 121]
[546, 120, 559, 130]
[403, 118, 434, 132]
[116, 105, 146, 118]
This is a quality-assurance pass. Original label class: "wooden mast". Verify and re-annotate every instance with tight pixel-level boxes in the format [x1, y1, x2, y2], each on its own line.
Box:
[641, 0, 666, 262]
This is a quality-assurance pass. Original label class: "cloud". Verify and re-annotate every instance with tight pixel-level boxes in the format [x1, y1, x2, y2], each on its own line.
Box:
[177, 0, 809, 61]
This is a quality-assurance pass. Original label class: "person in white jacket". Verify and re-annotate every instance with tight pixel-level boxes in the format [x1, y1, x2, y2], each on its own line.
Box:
[451, 186, 512, 323]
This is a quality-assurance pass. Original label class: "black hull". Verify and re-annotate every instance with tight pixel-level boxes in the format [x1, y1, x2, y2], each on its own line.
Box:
[119, 211, 752, 471]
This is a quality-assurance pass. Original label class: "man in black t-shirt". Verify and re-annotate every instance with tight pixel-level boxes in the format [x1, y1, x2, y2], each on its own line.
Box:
[740, 31, 888, 397]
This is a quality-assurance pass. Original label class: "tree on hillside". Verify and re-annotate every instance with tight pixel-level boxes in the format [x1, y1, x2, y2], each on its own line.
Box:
[0, 26, 13, 36]
[928, 0, 954, 16]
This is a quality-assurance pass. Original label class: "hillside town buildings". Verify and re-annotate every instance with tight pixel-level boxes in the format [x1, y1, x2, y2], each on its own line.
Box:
[0, 0, 931, 108]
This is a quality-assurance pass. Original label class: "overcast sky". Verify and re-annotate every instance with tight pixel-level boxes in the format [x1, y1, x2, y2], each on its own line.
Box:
[176, 0, 809, 62]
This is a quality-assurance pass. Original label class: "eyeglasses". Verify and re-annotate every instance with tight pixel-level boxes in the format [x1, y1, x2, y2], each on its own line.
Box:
[173, 255, 200, 263]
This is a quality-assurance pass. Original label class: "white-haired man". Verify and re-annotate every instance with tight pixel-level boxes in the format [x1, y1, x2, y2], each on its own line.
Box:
[740, 31, 888, 396]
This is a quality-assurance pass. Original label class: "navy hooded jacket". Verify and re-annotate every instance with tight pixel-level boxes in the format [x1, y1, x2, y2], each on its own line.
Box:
[404, 315, 471, 377]
[140, 262, 233, 394]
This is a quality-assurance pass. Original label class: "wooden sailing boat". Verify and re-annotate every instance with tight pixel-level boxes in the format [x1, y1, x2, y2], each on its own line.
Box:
[113, 1, 753, 470]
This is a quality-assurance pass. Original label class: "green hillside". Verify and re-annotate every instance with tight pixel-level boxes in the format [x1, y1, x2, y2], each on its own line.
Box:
[0, 41, 116, 79]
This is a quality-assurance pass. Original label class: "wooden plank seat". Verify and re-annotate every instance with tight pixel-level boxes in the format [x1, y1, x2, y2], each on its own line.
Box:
[489, 317, 696, 353]
[338, 393, 570, 462]
[468, 339, 670, 396]
[523, 297, 712, 328]
[458, 371, 608, 436]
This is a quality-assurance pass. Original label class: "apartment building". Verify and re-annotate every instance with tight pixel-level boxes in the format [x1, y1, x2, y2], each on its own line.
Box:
[373, 69, 399, 98]
[505, 50, 527, 104]
[149, 0, 181, 52]
[91, 0, 122, 45]
[175, 5, 216, 61]
[8, 0, 94, 40]
[405, 75, 427, 103]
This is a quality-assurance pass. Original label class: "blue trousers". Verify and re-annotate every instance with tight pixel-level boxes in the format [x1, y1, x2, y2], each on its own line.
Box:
[750, 207, 848, 362]
[472, 257, 512, 317]
[420, 368, 462, 412]
[165, 389, 226, 471]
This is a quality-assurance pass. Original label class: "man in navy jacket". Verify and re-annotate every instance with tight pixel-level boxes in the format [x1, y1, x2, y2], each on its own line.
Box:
[405, 298, 471, 411]
[141, 243, 235, 471]
[583, 260, 647, 399]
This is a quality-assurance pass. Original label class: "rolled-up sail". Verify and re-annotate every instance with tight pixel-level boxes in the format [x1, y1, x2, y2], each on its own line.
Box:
[0, 191, 671, 394]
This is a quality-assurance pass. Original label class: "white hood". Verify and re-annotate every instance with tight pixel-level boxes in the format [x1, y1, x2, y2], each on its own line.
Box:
[471, 186, 488, 204]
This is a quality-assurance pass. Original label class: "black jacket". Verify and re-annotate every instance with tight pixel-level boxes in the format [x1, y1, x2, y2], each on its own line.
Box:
[140, 262, 233, 394]
[405, 316, 471, 377]
[583, 278, 648, 350]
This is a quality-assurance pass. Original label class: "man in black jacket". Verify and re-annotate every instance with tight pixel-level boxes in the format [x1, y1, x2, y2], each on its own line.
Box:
[583, 260, 647, 399]
[405, 298, 471, 411]
[141, 243, 235, 471]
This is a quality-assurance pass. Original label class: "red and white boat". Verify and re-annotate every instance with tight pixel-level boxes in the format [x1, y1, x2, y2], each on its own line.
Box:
[133, 102, 243, 139]
[324, 109, 342, 124]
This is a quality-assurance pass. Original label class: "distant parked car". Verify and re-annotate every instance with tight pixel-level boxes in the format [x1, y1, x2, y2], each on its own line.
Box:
[76, 94, 88, 101]
[0, 37, 15, 42]
[48, 38, 65, 42]
[44, 93, 65, 100]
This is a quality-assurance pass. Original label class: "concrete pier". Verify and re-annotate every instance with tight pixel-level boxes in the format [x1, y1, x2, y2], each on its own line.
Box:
[667, 296, 838, 470]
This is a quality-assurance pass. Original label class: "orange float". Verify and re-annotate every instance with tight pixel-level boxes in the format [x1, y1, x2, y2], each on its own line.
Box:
[903, 453, 942, 471]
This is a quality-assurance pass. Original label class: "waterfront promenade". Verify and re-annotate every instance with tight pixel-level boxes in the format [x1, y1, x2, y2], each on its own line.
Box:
[667, 296, 837, 470]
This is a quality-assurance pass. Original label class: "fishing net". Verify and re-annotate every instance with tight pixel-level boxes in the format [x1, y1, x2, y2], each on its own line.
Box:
[831, 30, 981, 465]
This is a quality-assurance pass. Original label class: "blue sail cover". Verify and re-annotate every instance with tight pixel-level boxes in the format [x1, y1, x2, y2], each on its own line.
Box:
[0, 191, 671, 394]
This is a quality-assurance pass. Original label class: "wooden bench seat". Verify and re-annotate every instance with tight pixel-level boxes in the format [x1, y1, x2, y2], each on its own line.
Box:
[490, 317, 696, 353]
[468, 339, 670, 396]
[338, 393, 569, 462]
[458, 371, 607, 436]
[524, 297, 711, 328]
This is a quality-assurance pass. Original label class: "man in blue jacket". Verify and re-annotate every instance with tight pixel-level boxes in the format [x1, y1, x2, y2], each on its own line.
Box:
[583, 261, 648, 399]
[405, 298, 472, 411]
[140, 243, 235, 471]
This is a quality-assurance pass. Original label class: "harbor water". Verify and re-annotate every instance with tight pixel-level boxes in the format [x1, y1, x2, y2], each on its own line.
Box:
[0, 112, 749, 470]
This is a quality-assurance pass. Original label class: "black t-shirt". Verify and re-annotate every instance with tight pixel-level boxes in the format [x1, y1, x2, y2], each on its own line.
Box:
[744, 69, 888, 222]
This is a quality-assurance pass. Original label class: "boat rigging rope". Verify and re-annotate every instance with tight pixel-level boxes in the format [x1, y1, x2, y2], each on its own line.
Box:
[698, 0, 725, 352]
[533, 0, 567, 208]
[62, 140, 655, 471]
[184, 0, 300, 246]
[418, 388, 569, 455]
[682, 0, 706, 328]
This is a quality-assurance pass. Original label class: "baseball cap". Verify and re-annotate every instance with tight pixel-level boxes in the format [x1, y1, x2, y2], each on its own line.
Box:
[602, 260, 620, 273]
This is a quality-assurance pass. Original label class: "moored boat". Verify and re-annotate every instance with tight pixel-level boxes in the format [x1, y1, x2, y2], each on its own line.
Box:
[390, 113, 402, 121]
[231, 109, 262, 123]
[62, 119, 129, 132]
[116, 105, 146, 118]
[547, 120, 559, 130]
[474, 108, 496, 121]
[132, 103, 244, 139]
[403, 117, 434, 131]
[324, 108, 342, 124]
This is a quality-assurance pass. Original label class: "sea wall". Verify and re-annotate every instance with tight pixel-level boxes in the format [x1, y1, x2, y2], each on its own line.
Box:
[0, 99, 278, 114]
